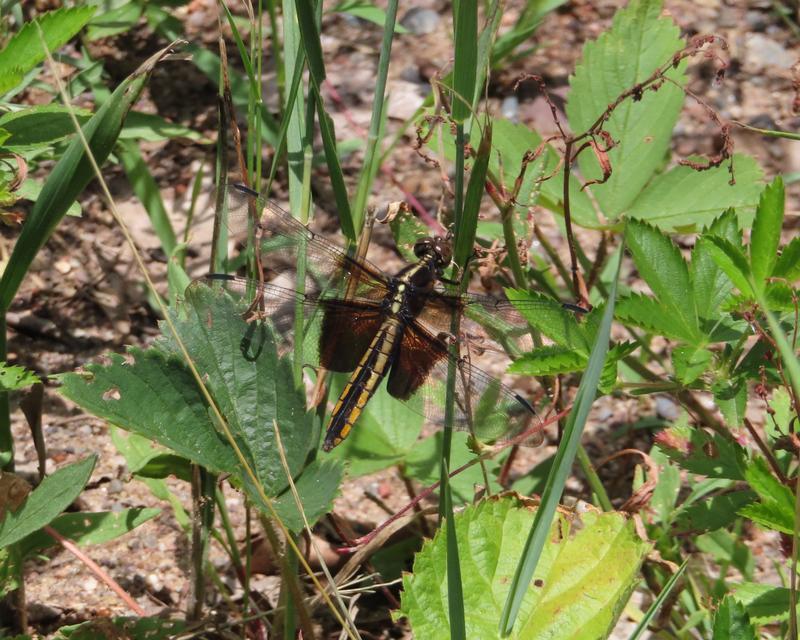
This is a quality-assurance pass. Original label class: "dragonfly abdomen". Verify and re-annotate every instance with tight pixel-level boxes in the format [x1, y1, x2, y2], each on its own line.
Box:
[322, 317, 404, 451]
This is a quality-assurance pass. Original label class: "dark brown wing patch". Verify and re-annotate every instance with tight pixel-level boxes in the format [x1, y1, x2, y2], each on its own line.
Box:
[387, 322, 448, 400]
[319, 300, 384, 373]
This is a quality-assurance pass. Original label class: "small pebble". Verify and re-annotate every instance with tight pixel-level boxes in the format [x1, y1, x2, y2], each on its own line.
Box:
[501, 95, 520, 123]
[400, 8, 440, 35]
[655, 396, 680, 421]
[107, 478, 124, 494]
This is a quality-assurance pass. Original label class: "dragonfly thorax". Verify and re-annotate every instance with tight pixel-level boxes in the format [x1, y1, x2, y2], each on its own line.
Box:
[413, 236, 452, 271]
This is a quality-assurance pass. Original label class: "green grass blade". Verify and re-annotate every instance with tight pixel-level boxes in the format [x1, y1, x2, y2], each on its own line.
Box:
[628, 558, 689, 639]
[453, 121, 490, 269]
[443, 463, 466, 640]
[499, 236, 624, 635]
[351, 0, 398, 232]
[452, 0, 477, 124]
[117, 139, 177, 256]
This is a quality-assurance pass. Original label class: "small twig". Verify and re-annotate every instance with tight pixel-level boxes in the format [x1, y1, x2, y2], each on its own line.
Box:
[44, 525, 146, 615]
[744, 417, 788, 484]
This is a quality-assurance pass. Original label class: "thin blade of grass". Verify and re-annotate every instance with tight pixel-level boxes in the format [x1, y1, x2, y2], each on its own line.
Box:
[443, 461, 466, 640]
[351, 0, 398, 232]
[453, 120, 490, 269]
[628, 558, 688, 639]
[498, 236, 624, 635]
[117, 139, 177, 256]
[452, 0, 477, 124]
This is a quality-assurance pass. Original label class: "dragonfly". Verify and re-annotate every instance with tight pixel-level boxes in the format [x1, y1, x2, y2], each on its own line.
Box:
[205, 184, 578, 452]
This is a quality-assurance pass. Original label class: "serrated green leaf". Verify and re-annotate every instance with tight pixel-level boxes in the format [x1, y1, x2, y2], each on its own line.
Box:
[0, 361, 40, 392]
[398, 497, 650, 639]
[713, 595, 757, 640]
[566, 0, 684, 218]
[625, 154, 764, 230]
[673, 491, 756, 534]
[0, 7, 96, 80]
[625, 220, 699, 342]
[0, 68, 23, 95]
[749, 177, 784, 290]
[691, 209, 740, 318]
[57, 349, 239, 475]
[773, 236, 800, 281]
[657, 429, 747, 480]
[509, 345, 586, 376]
[738, 457, 794, 534]
[0, 456, 96, 548]
[58, 284, 341, 532]
[18, 508, 160, 558]
[700, 235, 754, 298]
[615, 293, 691, 341]
[505, 289, 589, 351]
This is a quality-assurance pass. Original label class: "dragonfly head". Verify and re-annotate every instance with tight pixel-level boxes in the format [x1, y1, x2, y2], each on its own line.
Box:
[413, 235, 452, 269]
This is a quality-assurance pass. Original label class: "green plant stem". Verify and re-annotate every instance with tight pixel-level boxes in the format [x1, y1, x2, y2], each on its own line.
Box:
[0, 311, 11, 471]
[500, 202, 528, 289]
[575, 444, 613, 511]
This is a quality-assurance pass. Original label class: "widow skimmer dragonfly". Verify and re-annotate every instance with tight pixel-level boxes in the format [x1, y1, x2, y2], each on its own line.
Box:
[206, 184, 573, 452]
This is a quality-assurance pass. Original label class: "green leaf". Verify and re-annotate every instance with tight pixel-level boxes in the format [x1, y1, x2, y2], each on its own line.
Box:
[451, 0, 477, 123]
[509, 345, 587, 376]
[0, 6, 96, 81]
[330, 0, 408, 33]
[566, 0, 684, 218]
[58, 284, 342, 532]
[18, 508, 160, 558]
[738, 457, 794, 534]
[673, 491, 756, 534]
[773, 236, 800, 281]
[749, 177, 784, 290]
[625, 155, 764, 230]
[0, 456, 96, 548]
[625, 220, 699, 342]
[672, 345, 711, 384]
[691, 209, 740, 318]
[657, 428, 747, 480]
[699, 235, 754, 298]
[712, 377, 746, 427]
[0, 105, 92, 150]
[271, 459, 343, 532]
[86, 1, 143, 41]
[454, 122, 491, 269]
[696, 529, 754, 579]
[505, 289, 589, 351]
[491, 0, 568, 65]
[398, 497, 650, 639]
[730, 582, 800, 624]
[713, 595, 757, 640]
[615, 293, 692, 341]
[0, 361, 40, 392]
[120, 111, 210, 143]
